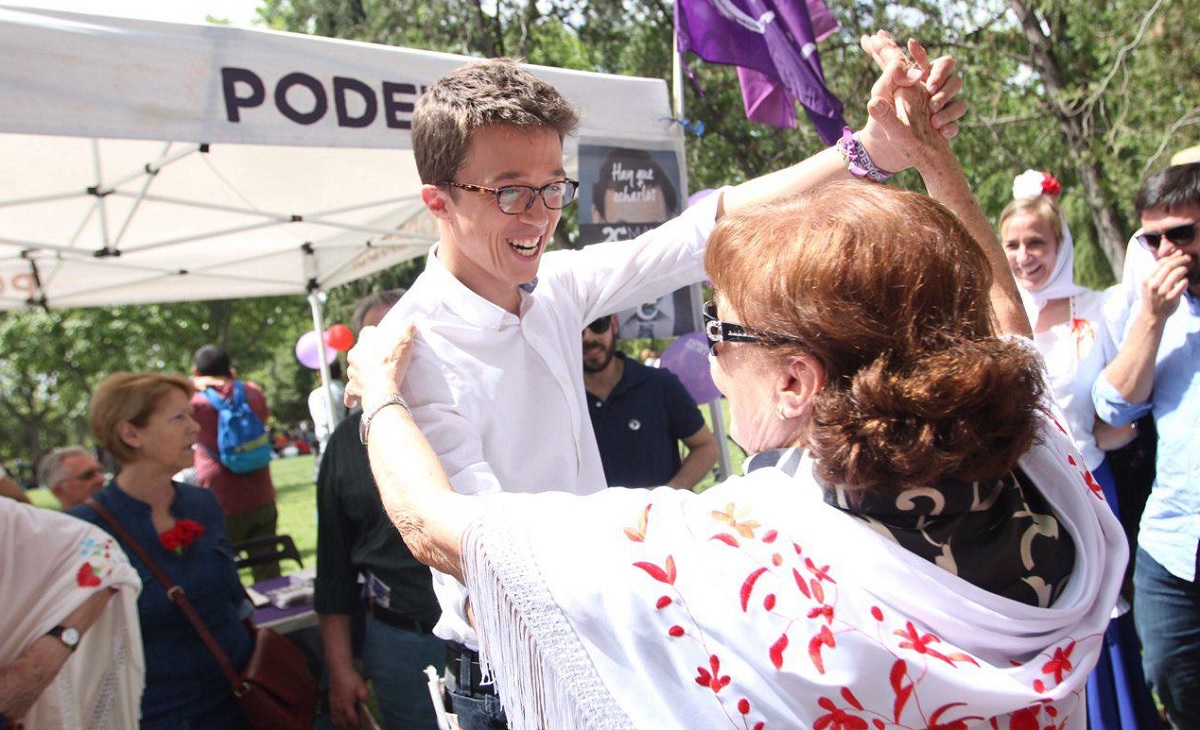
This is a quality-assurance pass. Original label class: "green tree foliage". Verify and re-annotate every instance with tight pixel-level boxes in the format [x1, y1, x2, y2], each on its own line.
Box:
[4, 0, 1195, 466]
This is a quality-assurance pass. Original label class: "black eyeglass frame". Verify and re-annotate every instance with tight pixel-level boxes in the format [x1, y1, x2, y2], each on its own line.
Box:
[1136, 222, 1197, 253]
[703, 300, 805, 356]
[440, 179, 579, 215]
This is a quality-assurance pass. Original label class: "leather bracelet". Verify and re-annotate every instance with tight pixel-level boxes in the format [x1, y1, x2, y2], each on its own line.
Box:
[837, 126, 894, 183]
[359, 394, 410, 445]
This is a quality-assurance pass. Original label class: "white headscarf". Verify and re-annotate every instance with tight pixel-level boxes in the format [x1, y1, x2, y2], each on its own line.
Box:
[1011, 170, 1088, 327]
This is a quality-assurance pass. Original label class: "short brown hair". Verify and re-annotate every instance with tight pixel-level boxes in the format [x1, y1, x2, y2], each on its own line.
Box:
[998, 195, 1063, 243]
[412, 58, 580, 185]
[706, 182, 1044, 494]
[89, 372, 193, 465]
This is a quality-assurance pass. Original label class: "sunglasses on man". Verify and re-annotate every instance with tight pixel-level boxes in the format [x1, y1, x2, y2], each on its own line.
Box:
[585, 317, 612, 334]
[1136, 222, 1196, 252]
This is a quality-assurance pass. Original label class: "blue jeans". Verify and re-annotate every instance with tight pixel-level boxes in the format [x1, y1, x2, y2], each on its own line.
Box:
[1134, 547, 1200, 730]
[449, 689, 508, 730]
[362, 616, 448, 730]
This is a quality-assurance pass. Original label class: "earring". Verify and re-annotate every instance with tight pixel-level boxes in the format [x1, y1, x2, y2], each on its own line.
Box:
[777, 405, 789, 421]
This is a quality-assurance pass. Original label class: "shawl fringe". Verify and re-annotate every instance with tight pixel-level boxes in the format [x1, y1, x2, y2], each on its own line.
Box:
[464, 504, 635, 730]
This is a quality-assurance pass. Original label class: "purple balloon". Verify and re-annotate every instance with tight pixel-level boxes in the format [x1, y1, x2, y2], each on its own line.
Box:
[660, 331, 721, 404]
[295, 330, 336, 370]
[687, 188, 716, 208]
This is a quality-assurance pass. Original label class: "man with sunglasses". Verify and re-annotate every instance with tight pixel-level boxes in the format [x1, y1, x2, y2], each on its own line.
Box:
[354, 43, 965, 729]
[582, 314, 716, 490]
[1093, 162, 1200, 730]
[37, 446, 106, 510]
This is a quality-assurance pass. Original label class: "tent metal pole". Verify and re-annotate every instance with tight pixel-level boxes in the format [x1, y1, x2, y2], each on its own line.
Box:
[673, 25, 732, 483]
[307, 289, 339, 452]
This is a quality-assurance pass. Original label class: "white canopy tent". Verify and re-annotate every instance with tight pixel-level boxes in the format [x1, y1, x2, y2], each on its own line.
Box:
[0, 5, 686, 310]
[0, 5, 689, 435]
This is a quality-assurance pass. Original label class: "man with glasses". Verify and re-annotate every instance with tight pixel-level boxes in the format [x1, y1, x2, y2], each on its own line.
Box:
[1093, 162, 1200, 730]
[582, 314, 716, 490]
[355, 47, 965, 728]
[37, 446, 106, 509]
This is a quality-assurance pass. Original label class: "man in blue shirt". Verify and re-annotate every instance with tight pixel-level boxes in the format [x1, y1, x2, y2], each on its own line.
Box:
[582, 314, 717, 489]
[1093, 162, 1200, 729]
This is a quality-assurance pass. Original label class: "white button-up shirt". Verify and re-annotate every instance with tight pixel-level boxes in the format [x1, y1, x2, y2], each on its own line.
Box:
[382, 192, 720, 645]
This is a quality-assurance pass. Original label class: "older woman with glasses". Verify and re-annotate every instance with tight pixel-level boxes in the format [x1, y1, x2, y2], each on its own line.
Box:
[345, 52, 1126, 730]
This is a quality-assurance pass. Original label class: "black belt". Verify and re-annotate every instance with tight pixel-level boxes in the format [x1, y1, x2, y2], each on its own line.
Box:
[446, 641, 496, 696]
[367, 600, 437, 635]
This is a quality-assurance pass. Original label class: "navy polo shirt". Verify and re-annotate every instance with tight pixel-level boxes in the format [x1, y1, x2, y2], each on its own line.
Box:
[586, 353, 706, 488]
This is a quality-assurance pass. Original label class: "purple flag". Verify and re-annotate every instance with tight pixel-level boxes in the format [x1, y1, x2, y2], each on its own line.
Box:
[676, 0, 846, 142]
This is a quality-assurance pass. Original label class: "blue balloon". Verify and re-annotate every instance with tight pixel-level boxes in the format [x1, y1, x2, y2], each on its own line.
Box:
[660, 331, 721, 404]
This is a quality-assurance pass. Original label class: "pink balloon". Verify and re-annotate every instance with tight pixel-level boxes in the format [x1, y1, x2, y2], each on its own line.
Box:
[295, 330, 336, 370]
[660, 331, 721, 404]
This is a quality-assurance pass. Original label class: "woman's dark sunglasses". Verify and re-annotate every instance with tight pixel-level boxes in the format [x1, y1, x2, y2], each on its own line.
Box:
[586, 317, 612, 334]
[1137, 222, 1196, 252]
[703, 300, 804, 356]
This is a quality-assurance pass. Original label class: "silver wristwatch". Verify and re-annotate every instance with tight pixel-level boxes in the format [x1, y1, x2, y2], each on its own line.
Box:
[47, 625, 81, 652]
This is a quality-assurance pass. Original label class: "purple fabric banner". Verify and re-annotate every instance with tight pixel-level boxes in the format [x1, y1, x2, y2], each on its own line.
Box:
[676, 0, 845, 141]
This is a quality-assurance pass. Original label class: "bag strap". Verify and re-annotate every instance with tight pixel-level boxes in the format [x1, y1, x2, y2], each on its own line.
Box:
[84, 497, 248, 695]
[201, 385, 228, 410]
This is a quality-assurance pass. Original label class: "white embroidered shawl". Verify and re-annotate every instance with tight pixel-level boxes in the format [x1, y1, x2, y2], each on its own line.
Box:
[1, 501, 144, 729]
[463, 413, 1126, 729]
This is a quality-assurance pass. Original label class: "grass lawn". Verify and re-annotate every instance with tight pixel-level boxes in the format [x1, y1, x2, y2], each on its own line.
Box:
[270, 454, 319, 568]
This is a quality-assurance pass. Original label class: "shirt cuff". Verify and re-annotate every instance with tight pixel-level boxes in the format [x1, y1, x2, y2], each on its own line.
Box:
[1092, 374, 1148, 427]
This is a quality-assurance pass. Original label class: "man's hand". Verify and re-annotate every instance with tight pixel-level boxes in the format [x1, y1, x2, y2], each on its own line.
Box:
[191, 374, 227, 391]
[344, 321, 418, 409]
[327, 665, 370, 730]
[1140, 252, 1191, 323]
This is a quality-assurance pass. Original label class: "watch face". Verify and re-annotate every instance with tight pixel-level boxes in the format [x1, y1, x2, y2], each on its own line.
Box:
[62, 627, 81, 646]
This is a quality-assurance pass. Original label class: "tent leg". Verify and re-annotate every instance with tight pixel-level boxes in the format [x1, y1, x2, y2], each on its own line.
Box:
[307, 290, 339, 442]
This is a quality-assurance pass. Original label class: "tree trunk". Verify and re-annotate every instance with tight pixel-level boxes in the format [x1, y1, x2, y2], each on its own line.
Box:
[1008, 0, 1129, 278]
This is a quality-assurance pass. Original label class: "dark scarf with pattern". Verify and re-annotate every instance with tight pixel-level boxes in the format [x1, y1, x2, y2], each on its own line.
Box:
[745, 448, 1075, 607]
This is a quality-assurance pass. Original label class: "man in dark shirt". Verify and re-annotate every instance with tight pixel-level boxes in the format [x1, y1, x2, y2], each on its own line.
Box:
[315, 289, 446, 730]
[582, 314, 717, 489]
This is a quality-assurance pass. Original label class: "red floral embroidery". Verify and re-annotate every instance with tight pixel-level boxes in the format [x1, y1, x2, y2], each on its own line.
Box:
[813, 696, 868, 730]
[740, 567, 768, 611]
[76, 561, 102, 587]
[894, 621, 979, 667]
[890, 659, 914, 721]
[712, 503, 760, 538]
[927, 702, 983, 729]
[1041, 642, 1075, 684]
[694, 654, 731, 693]
[624, 504, 652, 542]
[159, 519, 205, 555]
[809, 624, 836, 673]
[634, 555, 676, 584]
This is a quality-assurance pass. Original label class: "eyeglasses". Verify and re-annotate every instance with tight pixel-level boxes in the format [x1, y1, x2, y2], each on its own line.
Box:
[585, 317, 612, 334]
[68, 467, 102, 481]
[441, 179, 579, 215]
[703, 300, 805, 356]
[1136, 222, 1196, 252]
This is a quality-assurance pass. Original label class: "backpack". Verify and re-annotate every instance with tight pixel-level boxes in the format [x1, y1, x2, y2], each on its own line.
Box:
[202, 381, 273, 474]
